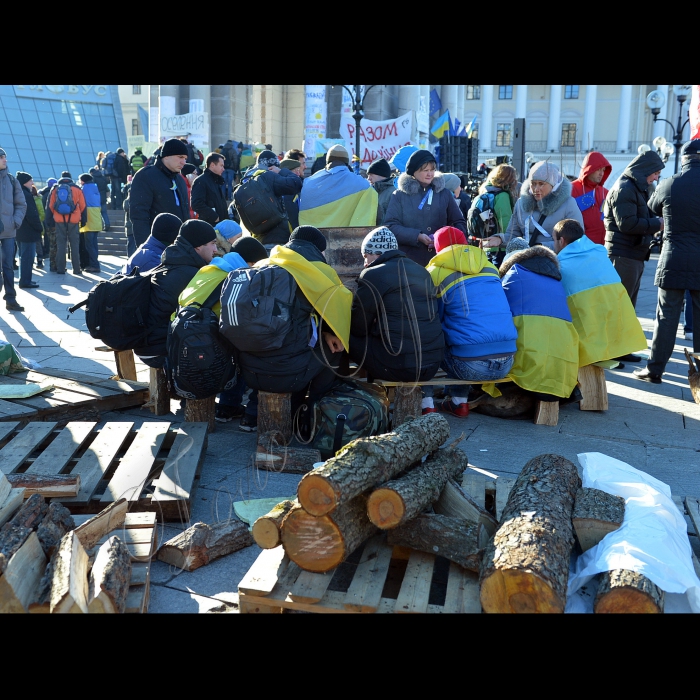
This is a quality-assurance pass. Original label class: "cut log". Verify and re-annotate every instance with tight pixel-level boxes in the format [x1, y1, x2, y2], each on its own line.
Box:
[258, 391, 291, 445]
[684, 349, 700, 405]
[572, 487, 625, 553]
[281, 495, 378, 573]
[0, 472, 10, 506]
[185, 396, 216, 432]
[386, 513, 487, 572]
[594, 569, 665, 613]
[252, 500, 297, 549]
[392, 385, 422, 428]
[255, 438, 321, 475]
[0, 488, 25, 528]
[366, 446, 468, 529]
[0, 532, 47, 613]
[5, 473, 80, 498]
[3, 493, 47, 531]
[157, 520, 254, 572]
[434, 477, 500, 538]
[0, 525, 32, 575]
[578, 364, 608, 411]
[35, 502, 76, 559]
[50, 531, 89, 614]
[480, 453, 582, 613]
[73, 499, 128, 551]
[297, 413, 451, 517]
[149, 366, 170, 415]
[28, 551, 55, 614]
[88, 536, 132, 613]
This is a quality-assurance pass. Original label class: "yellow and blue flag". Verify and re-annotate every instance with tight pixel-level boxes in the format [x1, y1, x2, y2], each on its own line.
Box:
[431, 110, 451, 139]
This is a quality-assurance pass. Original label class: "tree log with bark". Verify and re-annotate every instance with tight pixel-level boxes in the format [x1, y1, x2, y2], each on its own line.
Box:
[0, 525, 32, 575]
[386, 514, 487, 572]
[157, 520, 254, 572]
[252, 500, 297, 549]
[73, 499, 127, 551]
[3, 493, 47, 531]
[88, 536, 132, 613]
[572, 487, 625, 553]
[50, 531, 89, 614]
[297, 413, 450, 517]
[366, 443, 468, 529]
[594, 569, 665, 613]
[5, 474, 80, 498]
[281, 494, 378, 573]
[35, 502, 75, 559]
[480, 453, 582, 613]
[255, 433, 321, 474]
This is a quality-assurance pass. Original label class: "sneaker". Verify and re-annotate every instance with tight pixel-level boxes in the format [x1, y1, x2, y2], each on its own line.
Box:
[215, 404, 244, 423]
[19, 282, 39, 288]
[238, 414, 257, 432]
[633, 367, 662, 384]
[36, 260, 44, 269]
[439, 398, 469, 418]
[422, 406, 437, 415]
[84, 267, 101, 273]
[614, 354, 642, 363]
[686, 332, 694, 341]
[6, 300, 24, 312]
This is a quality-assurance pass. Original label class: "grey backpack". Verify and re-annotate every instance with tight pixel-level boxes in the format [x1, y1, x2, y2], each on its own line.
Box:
[219, 264, 300, 353]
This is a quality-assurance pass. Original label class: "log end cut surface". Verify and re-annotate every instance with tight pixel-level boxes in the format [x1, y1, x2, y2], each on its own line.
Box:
[280, 508, 344, 573]
[367, 489, 405, 529]
[252, 519, 281, 550]
[480, 568, 565, 613]
[296, 475, 337, 517]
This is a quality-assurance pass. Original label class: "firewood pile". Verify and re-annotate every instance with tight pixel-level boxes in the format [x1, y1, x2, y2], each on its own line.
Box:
[252, 418, 671, 613]
[0, 470, 134, 613]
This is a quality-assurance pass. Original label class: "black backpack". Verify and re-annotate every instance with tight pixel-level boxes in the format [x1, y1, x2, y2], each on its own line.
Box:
[219, 264, 300, 353]
[166, 281, 237, 400]
[467, 190, 500, 242]
[232, 170, 286, 235]
[101, 152, 117, 177]
[68, 267, 157, 351]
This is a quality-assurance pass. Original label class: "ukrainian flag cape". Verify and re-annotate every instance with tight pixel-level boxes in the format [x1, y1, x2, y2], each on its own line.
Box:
[298, 166, 378, 228]
[558, 236, 647, 367]
[267, 246, 352, 351]
[427, 244, 499, 294]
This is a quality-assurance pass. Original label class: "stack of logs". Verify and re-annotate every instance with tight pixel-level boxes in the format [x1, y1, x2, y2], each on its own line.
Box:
[0, 469, 134, 614]
[253, 429, 667, 613]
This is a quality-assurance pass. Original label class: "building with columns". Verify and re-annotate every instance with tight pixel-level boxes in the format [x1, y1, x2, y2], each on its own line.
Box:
[119, 85, 692, 186]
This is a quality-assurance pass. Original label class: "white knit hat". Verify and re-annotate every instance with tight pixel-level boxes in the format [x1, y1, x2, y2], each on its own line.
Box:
[361, 226, 398, 255]
[528, 161, 563, 191]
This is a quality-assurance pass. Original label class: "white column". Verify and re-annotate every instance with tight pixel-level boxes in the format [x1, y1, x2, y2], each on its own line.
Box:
[652, 84, 670, 142]
[515, 85, 528, 119]
[480, 85, 494, 152]
[189, 85, 211, 153]
[546, 85, 562, 152]
[148, 84, 159, 143]
[441, 84, 458, 125]
[457, 84, 465, 127]
[616, 85, 633, 152]
[159, 85, 179, 118]
[399, 85, 421, 142]
[581, 85, 597, 152]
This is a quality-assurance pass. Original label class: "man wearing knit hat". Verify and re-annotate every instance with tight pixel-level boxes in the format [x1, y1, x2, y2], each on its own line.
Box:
[366, 158, 397, 226]
[348, 226, 444, 384]
[279, 158, 304, 229]
[232, 149, 303, 249]
[46, 170, 87, 276]
[15, 172, 43, 291]
[134, 219, 218, 368]
[129, 137, 191, 248]
[0, 149, 27, 310]
[124, 212, 182, 274]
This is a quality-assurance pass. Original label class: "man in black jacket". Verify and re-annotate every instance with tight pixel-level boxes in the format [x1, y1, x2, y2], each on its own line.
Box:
[129, 138, 191, 248]
[191, 153, 229, 225]
[220, 139, 240, 200]
[348, 226, 444, 382]
[15, 172, 43, 290]
[111, 148, 130, 210]
[634, 139, 700, 384]
[134, 219, 218, 369]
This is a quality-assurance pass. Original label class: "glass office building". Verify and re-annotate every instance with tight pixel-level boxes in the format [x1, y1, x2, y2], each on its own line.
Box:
[0, 84, 128, 186]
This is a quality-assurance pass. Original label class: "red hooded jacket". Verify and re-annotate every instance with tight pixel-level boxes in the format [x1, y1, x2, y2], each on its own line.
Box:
[571, 151, 612, 245]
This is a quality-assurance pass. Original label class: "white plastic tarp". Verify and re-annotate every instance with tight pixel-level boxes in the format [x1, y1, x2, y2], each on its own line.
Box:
[566, 452, 700, 613]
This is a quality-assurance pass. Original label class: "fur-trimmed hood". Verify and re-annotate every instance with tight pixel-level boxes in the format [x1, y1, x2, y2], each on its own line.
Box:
[517, 175, 573, 216]
[396, 171, 447, 196]
[499, 243, 561, 280]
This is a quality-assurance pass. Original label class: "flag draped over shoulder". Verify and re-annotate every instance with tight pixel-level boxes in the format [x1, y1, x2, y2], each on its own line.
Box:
[267, 245, 352, 351]
[558, 235, 648, 366]
[298, 166, 378, 228]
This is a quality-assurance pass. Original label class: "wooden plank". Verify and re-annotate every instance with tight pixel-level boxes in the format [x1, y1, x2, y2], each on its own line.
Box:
[150, 422, 208, 510]
[238, 546, 293, 597]
[100, 422, 171, 504]
[125, 581, 149, 614]
[0, 422, 20, 443]
[376, 378, 512, 388]
[444, 562, 481, 613]
[0, 422, 57, 474]
[394, 550, 435, 613]
[289, 569, 334, 604]
[24, 422, 98, 475]
[21, 369, 126, 398]
[71, 511, 156, 528]
[0, 399, 37, 419]
[534, 400, 559, 426]
[0, 472, 10, 505]
[495, 477, 515, 522]
[462, 472, 486, 510]
[0, 488, 25, 527]
[5, 473, 80, 497]
[59, 422, 134, 504]
[344, 534, 394, 612]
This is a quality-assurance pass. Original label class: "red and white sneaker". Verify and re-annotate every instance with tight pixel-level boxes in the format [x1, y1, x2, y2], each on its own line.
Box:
[439, 398, 469, 418]
[422, 406, 437, 415]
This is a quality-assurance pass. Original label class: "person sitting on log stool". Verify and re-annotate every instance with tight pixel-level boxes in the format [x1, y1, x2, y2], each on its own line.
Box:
[346, 226, 444, 395]
[425, 226, 518, 418]
[494, 236, 581, 411]
[552, 219, 648, 369]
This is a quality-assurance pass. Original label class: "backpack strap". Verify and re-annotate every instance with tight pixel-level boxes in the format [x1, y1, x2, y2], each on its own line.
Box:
[202, 280, 225, 310]
[332, 404, 352, 455]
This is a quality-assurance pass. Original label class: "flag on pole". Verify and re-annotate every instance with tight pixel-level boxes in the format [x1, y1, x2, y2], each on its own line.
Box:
[431, 110, 451, 139]
[465, 116, 477, 137]
[429, 89, 442, 116]
[453, 118, 461, 136]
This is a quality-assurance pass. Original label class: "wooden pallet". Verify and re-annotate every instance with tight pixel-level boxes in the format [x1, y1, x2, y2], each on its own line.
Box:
[0, 420, 208, 522]
[0, 368, 149, 427]
[237, 469, 513, 614]
[70, 511, 158, 614]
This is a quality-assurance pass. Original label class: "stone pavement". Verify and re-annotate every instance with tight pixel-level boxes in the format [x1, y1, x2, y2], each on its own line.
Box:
[0, 250, 698, 614]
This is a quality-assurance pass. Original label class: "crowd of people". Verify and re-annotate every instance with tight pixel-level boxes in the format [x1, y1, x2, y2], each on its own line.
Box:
[1, 134, 698, 430]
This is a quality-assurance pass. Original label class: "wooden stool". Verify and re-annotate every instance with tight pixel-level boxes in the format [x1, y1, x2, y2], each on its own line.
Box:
[578, 364, 608, 411]
[392, 385, 423, 427]
[96, 346, 137, 381]
[149, 367, 170, 415]
[257, 391, 292, 445]
[533, 401, 559, 426]
[185, 395, 216, 432]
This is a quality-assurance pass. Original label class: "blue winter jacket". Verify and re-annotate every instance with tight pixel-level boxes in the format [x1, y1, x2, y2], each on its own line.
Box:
[123, 234, 167, 274]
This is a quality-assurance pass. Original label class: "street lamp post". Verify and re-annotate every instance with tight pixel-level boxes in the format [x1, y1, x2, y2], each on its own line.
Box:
[333, 85, 378, 173]
[646, 85, 692, 173]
